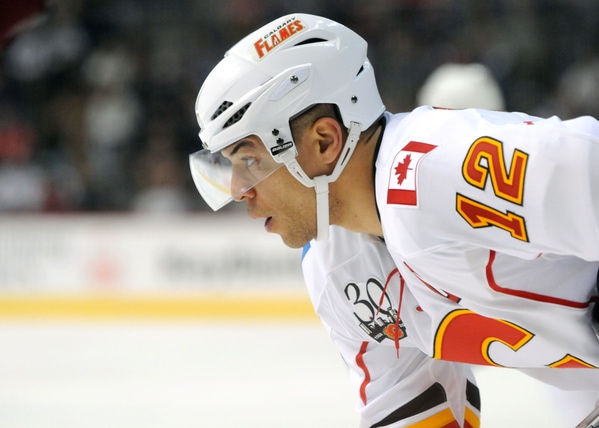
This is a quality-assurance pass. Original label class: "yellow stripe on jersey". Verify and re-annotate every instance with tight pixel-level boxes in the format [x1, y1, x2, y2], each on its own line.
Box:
[406, 408, 460, 428]
[464, 406, 481, 428]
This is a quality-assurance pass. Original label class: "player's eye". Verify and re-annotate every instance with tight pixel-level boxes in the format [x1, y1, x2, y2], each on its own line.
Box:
[243, 157, 258, 169]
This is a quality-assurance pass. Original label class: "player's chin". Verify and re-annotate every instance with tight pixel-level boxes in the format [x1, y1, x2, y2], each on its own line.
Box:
[280, 236, 309, 249]
[277, 227, 313, 249]
[268, 216, 314, 248]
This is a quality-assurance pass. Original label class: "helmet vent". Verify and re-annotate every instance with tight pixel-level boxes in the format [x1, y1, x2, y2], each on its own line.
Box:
[223, 102, 251, 128]
[211, 101, 233, 120]
[294, 38, 327, 47]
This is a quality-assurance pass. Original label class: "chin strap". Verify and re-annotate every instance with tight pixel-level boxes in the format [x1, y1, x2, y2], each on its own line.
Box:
[314, 121, 362, 241]
[282, 122, 362, 242]
[314, 175, 330, 241]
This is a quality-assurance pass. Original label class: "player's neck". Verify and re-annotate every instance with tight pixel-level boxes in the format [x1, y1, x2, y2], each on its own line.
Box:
[332, 125, 383, 237]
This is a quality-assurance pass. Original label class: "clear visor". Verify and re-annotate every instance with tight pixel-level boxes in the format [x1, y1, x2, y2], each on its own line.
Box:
[189, 141, 284, 211]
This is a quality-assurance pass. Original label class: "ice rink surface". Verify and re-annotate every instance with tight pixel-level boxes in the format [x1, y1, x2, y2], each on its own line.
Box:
[0, 320, 595, 428]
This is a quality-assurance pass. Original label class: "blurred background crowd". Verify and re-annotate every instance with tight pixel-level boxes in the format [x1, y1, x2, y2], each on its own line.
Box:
[0, 0, 598, 214]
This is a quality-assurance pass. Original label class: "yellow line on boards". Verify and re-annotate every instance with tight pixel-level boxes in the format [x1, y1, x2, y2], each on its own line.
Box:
[0, 293, 318, 320]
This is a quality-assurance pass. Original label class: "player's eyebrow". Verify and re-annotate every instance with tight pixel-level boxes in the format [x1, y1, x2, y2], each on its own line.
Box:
[224, 140, 253, 158]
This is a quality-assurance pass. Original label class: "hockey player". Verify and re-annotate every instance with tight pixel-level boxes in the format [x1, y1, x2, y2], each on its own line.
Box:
[189, 13, 599, 426]
[303, 63, 599, 426]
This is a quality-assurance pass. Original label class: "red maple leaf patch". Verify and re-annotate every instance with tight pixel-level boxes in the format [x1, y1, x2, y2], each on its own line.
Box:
[394, 154, 413, 185]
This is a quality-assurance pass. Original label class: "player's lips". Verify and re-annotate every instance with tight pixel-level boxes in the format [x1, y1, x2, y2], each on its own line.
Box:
[248, 210, 273, 232]
[264, 216, 273, 232]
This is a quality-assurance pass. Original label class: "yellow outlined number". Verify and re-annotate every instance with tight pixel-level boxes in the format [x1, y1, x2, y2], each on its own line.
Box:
[458, 136, 529, 241]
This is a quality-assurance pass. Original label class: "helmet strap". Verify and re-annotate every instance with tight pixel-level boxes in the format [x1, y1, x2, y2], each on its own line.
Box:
[313, 121, 362, 241]
[282, 121, 362, 241]
[314, 175, 330, 241]
[328, 121, 362, 182]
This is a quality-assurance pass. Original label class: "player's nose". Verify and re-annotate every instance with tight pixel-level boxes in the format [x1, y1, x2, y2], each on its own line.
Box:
[233, 187, 256, 202]
[231, 173, 256, 202]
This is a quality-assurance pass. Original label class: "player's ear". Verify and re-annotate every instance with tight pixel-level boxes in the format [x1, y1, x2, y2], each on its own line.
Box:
[310, 116, 344, 166]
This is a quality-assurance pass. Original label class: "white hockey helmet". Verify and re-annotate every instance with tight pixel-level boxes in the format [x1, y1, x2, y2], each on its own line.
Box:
[190, 13, 384, 240]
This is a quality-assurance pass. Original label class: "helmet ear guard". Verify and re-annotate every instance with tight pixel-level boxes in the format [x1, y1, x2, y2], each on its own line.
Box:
[191, 13, 385, 240]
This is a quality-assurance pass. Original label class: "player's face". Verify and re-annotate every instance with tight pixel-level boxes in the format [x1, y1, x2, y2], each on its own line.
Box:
[222, 136, 318, 248]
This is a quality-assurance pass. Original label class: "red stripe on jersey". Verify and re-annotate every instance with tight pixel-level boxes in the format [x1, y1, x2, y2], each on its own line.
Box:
[486, 250, 592, 308]
[387, 188, 417, 205]
[355, 341, 370, 405]
[402, 141, 437, 153]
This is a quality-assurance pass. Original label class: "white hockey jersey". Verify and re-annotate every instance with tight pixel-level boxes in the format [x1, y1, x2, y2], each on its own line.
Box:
[375, 107, 599, 372]
[301, 107, 599, 427]
[302, 227, 481, 428]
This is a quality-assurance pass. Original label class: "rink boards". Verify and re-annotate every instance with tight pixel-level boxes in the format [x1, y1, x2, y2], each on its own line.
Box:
[0, 213, 313, 319]
[0, 292, 315, 319]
